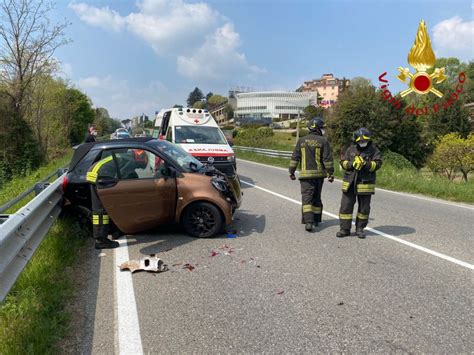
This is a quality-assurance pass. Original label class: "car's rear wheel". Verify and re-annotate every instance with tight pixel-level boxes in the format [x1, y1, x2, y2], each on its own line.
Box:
[182, 202, 223, 238]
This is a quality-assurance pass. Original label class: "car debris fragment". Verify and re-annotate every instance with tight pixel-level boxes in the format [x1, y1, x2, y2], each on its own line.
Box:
[119, 254, 168, 273]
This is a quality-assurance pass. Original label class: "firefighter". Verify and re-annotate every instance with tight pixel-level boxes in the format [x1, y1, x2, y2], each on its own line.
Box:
[336, 128, 382, 239]
[289, 117, 334, 232]
[86, 155, 120, 249]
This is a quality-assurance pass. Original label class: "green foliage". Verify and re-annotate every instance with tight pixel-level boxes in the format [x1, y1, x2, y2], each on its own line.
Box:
[186, 87, 204, 107]
[93, 107, 120, 135]
[383, 150, 416, 171]
[207, 94, 227, 107]
[428, 133, 474, 181]
[328, 78, 427, 167]
[144, 120, 154, 128]
[192, 100, 205, 109]
[0, 216, 87, 354]
[221, 125, 235, 130]
[0, 152, 71, 205]
[65, 88, 95, 145]
[304, 105, 325, 119]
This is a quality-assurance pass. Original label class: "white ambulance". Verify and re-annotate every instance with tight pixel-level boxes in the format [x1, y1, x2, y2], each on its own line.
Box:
[153, 107, 236, 176]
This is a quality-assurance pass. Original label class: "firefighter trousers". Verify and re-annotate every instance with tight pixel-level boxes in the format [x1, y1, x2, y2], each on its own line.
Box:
[90, 185, 110, 239]
[300, 178, 324, 224]
[339, 186, 371, 231]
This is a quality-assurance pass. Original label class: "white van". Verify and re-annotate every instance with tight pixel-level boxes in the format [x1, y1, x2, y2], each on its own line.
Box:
[153, 107, 236, 176]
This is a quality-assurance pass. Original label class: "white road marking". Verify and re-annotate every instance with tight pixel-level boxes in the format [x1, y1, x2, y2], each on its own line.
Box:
[115, 237, 144, 355]
[237, 158, 474, 210]
[240, 180, 474, 271]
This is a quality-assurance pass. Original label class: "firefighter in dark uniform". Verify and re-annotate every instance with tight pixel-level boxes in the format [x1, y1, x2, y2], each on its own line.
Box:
[86, 155, 120, 249]
[336, 128, 382, 239]
[289, 117, 334, 232]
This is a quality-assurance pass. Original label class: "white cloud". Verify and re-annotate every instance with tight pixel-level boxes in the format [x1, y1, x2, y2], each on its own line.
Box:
[69, 3, 126, 32]
[77, 75, 112, 88]
[177, 23, 265, 81]
[70, 0, 263, 82]
[432, 16, 474, 60]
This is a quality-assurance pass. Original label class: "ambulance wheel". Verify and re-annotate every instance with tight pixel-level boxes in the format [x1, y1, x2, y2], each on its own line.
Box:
[182, 202, 223, 238]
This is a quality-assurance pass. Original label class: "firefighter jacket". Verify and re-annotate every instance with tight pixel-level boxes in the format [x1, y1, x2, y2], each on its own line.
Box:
[86, 156, 117, 184]
[289, 132, 334, 179]
[340, 143, 382, 195]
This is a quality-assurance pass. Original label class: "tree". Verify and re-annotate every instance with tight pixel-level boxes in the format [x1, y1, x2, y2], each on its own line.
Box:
[192, 100, 205, 109]
[206, 92, 213, 102]
[207, 94, 227, 107]
[173, 104, 183, 108]
[186, 87, 204, 107]
[63, 88, 95, 144]
[0, 0, 68, 172]
[304, 105, 325, 119]
[428, 133, 474, 181]
[327, 77, 427, 166]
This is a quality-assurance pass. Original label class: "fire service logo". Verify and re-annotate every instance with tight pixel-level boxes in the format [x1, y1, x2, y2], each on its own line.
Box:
[379, 20, 466, 116]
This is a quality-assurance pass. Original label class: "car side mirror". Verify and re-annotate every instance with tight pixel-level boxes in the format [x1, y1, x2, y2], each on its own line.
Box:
[97, 176, 118, 188]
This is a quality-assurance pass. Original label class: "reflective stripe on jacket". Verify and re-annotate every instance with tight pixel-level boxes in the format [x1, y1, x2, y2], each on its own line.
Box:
[340, 143, 382, 195]
[289, 132, 334, 180]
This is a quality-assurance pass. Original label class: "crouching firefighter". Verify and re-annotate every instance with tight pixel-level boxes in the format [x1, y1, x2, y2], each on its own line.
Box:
[337, 128, 382, 239]
[289, 117, 334, 232]
[86, 155, 120, 249]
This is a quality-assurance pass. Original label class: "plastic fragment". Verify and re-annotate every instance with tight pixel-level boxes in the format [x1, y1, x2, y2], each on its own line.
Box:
[119, 254, 168, 273]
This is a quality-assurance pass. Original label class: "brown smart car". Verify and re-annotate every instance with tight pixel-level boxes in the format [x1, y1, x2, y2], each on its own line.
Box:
[63, 138, 242, 237]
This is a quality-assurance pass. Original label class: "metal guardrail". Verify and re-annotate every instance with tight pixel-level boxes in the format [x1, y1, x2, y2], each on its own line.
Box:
[0, 173, 65, 301]
[233, 146, 292, 158]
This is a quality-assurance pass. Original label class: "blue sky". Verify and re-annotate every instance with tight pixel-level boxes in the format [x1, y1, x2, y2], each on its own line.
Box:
[53, 0, 473, 119]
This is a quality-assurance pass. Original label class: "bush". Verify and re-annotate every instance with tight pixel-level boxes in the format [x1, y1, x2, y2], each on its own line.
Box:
[428, 133, 474, 181]
[383, 150, 416, 171]
[221, 125, 235, 130]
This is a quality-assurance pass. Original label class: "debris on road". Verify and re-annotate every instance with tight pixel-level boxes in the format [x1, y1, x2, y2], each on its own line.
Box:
[276, 289, 285, 295]
[337, 302, 344, 306]
[183, 263, 195, 271]
[119, 254, 168, 273]
[98, 253, 106, 258]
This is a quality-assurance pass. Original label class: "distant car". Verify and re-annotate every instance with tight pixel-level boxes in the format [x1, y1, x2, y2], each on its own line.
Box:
[63, 138, 242, 238]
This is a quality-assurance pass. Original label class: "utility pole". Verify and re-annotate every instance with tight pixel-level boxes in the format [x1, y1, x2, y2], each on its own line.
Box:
[295, 108, 301, 143]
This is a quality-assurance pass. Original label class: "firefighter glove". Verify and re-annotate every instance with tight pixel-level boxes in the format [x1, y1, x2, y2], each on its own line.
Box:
[352, 156, 365, 170]
[327, 175, 334, 183]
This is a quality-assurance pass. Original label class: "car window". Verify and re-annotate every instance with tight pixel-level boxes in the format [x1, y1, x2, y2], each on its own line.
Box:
[174, 126, 227, 144]
[106, 148, 167, 180]
[166, 127, 172, 142]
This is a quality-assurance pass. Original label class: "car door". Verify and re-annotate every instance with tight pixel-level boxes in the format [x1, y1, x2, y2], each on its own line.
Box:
[96, 148, 177, 234]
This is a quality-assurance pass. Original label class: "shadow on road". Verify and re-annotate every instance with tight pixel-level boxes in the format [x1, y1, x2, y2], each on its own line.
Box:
[316, 218, 340, 231]
[231, 209, 266, 237]
[369, 225, 416, 236]
[238, 175, 256, 189]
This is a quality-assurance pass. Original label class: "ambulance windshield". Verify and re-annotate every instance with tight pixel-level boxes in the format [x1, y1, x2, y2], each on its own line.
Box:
[175, 126, 227, 145]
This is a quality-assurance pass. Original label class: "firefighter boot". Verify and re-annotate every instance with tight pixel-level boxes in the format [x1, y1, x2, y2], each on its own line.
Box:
[95, 237, 119, 249]
[356, 228, 366, 239]
[336, 229, 350, 238]
[305, 223, 313, 232]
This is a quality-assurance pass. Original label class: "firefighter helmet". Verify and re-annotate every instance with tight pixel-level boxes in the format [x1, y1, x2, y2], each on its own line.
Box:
[353, 128, 372, 145]
[307, 117, 326, 132]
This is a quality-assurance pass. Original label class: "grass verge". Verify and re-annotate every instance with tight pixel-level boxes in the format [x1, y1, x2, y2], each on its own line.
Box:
[0, 151, 72, 213]
[0, 216, 87, 354]
[234, 148, 474, 204]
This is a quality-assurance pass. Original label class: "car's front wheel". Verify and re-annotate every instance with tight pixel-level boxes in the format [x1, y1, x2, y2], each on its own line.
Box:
[182, 202, 223, 238]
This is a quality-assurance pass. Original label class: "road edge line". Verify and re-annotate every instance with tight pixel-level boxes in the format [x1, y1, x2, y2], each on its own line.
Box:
[240, 179, 474, 271]
[115, 237, 144, 355]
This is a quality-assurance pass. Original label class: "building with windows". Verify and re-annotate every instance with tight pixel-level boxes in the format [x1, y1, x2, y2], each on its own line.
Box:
[297, 74, 350, 107]
[234, 91, 317, 123]
[209, 100, 232, 126]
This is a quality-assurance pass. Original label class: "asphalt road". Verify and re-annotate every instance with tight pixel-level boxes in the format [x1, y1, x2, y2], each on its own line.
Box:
[70, 159, 473, 354]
